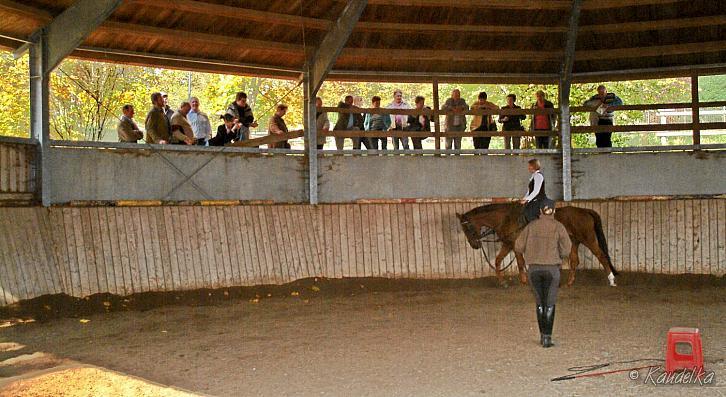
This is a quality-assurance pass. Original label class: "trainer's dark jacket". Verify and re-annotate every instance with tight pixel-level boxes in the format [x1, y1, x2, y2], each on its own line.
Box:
[514, 214, 571, 266]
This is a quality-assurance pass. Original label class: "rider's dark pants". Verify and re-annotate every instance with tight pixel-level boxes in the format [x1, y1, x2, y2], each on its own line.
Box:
[524, 199, 541, 223]
[527, 265, 560, 306]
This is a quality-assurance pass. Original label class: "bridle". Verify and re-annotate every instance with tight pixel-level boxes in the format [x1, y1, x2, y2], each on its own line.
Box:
[461, 216, 516, 272]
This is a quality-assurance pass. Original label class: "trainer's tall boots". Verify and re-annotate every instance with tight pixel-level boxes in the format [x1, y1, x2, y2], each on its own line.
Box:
[536, 304, 546, 346]
[542, 305, 556, 348]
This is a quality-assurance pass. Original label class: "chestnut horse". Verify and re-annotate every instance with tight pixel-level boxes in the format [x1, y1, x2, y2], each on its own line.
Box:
[456, 203, 618, 287]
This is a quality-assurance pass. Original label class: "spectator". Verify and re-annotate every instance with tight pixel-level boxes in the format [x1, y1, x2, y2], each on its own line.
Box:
[187, 97, 212, 145]
[208, 114, 239, 146]
[470, 92, 499, 150]
[161, 92, 174, 120]
[268, 104, 291, 149]
[364, 96, 391, 150]
[386, 89, 411, 150]
[316, 97, 330, 150]
[226, 92, 258, 141]
[529, 90, 556, 149]
[117, 104, 143, 143]
[170, 102, 195, 145]
[333, 95, 357, 150]
[144, 92, 171, 144]
[499, 94, 526, 150]
[442, 89, 469, 150]
[351, 96, 368, 149]
[406, 96, 431, 150]
[584, 85, 623, 148]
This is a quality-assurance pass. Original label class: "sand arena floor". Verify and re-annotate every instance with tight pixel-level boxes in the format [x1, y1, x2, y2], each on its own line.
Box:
[0, 270, 724, 396]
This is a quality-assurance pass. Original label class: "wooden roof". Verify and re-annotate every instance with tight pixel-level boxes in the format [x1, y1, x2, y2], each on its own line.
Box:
[0, 0, 724, 83]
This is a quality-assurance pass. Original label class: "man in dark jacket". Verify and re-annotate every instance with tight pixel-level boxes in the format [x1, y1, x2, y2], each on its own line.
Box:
[514, 198, 572, 348]
[333, 95, 369, 150]
[226, 91, 258, 141]
[406, 96, 431, 150]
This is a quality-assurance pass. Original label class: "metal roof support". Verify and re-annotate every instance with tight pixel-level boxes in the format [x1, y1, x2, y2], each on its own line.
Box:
[27, 0, 122, 206]
[303, 0, 367, 204]
[558, 0, 582, 202]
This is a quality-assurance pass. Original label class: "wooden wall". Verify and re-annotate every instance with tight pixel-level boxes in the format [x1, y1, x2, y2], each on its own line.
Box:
[0, 199, 723, 306]
[0, 141, 34, 199]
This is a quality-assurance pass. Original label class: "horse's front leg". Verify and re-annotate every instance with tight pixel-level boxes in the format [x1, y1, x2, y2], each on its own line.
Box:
[515, 252, 527, 285]
[494, 245, 511, 287]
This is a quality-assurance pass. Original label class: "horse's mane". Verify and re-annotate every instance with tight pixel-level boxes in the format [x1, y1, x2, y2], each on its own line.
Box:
[464, 203, 518, 218]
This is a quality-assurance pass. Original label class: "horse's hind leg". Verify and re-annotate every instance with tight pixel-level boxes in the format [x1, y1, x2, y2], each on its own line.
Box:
[582, 237, 617, 286]
[567, 243, 580, 287]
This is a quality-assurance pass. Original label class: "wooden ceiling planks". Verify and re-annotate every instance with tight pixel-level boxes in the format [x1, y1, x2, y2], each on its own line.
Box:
[0, 0, 723, 82]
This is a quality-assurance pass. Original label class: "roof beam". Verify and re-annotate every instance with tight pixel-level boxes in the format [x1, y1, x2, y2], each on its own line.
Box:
[577, 40, 726, 61]
[307, 0, 368, 93]
[580, 15, 726, 34]
[339, 48, 561, 62]
[342, 0, 680, 10]
[40, 0, 123, 71]
[125, 0, 332, 30]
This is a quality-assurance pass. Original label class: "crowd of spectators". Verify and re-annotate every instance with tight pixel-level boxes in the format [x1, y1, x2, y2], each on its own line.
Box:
[117, 85, 622, 150]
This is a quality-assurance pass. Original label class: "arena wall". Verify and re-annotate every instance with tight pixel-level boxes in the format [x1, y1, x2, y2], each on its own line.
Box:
[0, 199, 723, 305]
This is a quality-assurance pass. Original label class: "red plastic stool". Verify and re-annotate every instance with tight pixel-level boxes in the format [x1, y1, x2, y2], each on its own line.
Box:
[665, 327, 703, 373]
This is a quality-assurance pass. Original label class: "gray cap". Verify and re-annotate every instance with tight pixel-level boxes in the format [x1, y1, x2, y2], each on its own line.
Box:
[540, 198, 556, 211]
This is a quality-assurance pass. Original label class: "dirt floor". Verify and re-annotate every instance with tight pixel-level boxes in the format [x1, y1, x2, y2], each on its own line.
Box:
[0, 270, 724, 396]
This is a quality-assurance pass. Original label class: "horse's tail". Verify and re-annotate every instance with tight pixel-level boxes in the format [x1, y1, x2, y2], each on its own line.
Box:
[590, 210, 618, 276]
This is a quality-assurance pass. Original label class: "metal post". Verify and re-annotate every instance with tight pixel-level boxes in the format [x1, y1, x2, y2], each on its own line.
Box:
[559, 81, 573, 202]
[432, 79, 441, 151]
[29, 32, 51, 207]
[187, 70, 193, 100]
[691, 74, 700, 146]
[558, 0, 582, 202]
[303, 70, 318, 205]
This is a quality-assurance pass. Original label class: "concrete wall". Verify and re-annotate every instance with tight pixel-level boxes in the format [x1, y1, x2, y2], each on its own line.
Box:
[318, 154, 563, 202]
[572, 151, 726, 199]
[48, 147, 307, 203]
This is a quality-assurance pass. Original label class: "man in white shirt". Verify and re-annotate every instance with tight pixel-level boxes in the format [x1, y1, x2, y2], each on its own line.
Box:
[386, 89, 412, 150]
[187, 97, 212, 145]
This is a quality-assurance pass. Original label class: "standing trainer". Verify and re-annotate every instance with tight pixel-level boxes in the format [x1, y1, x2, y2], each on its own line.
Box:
[514, 199, 571, 348]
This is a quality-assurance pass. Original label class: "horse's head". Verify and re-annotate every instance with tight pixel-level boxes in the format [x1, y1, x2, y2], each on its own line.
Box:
[456, 212, 482, 249]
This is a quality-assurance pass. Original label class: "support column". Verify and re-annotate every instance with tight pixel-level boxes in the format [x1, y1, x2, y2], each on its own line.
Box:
[691, 74, 701, 146]
[432, 79, 441, 151]
[22, 0, 123, 206]
[559, 0, 582, 202]
[303, 71, 319, 204]
[29, 32, 51, 207]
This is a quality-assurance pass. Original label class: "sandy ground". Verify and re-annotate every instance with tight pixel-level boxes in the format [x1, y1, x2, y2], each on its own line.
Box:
[0, 271, 724, 397]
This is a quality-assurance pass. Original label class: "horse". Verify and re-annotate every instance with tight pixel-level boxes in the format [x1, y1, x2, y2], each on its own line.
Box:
[456, 203, 618, 287]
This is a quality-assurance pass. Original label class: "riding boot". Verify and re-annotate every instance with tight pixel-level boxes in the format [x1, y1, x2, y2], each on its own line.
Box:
[542, 305, 555, 348]
[536, 304, 545, 345]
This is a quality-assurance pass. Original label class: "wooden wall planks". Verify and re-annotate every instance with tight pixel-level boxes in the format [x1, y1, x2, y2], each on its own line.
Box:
[0, 199, 723, 305]
[0, 142, 34, 195]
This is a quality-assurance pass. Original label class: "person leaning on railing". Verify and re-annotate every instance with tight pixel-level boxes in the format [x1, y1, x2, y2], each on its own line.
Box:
[470, 91, 500, 150]
[583, 84, 623, 148]
[405, 96, 431, 150]
[188, 97, 212, 146]
[169, 102, 195, 145]
[529, 90, 556, 149]
[364, 96, 391, 150]
[117, 104, 143, 143]
[268, 104, 291, 149]
[442, 89, 469, 151]
[498, 94, 526, 150]
[315, 97, 330, 150]
[208, 113, 239, 147]
[145, 92, 171, 144]
[386, 89, 412, 150]
[226, 91, 258, 141]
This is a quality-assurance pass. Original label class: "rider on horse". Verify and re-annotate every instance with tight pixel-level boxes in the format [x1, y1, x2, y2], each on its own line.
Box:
[521, 158, 547, 224]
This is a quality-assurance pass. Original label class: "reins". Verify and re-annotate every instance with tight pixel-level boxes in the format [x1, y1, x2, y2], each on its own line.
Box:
[471, 224, 516, 272]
